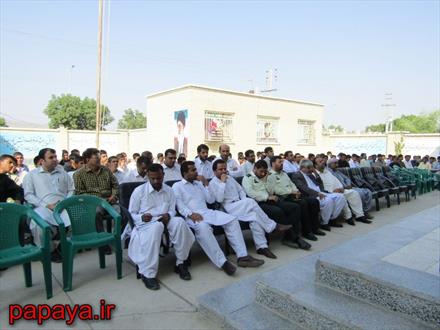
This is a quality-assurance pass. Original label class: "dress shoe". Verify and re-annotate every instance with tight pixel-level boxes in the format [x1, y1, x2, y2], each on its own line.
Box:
[313, 229, 326, 236]
[174, 263, 191, 280]
[329, 221, 343, 228]
[50, 250, 62, 263]
[141, 276, 160, 290]
[346, 217, 356, 226]
[365, 213, 374, 220]
[136, 265, 141, 279]
[295, 237, 311, 250]
[257, 248, 277, 259]
[303, 233, 318, 241]
[221, 261, 237, 276]
[237, 255, 265, 268]
[320, 224, 331, 231]
[357, 217, 372, 224]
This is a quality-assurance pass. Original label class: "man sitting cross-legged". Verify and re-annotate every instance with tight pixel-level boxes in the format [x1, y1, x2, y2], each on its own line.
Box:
[209, 159, 290, 259]
[291, 160, 347, 231]
[172, 161, 264, 276]
[267, 156, 325, 241]
[242, 160, 311, 250]
[128, 164, 195, 290]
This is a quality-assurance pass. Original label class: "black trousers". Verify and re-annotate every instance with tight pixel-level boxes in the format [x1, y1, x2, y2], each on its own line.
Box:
[258, 200, 301, 240]
[280, 195, 320, 235]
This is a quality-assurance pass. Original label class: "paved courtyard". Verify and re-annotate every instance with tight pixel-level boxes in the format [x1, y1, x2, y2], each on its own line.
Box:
[1, 191, 439, 329]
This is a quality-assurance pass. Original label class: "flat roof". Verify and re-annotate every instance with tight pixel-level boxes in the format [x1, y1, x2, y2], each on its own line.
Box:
[146, 84, 324, 107]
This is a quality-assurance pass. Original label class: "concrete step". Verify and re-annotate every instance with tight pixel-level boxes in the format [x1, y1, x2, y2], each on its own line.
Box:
[315, 259, 440, 328]
[256, 279, 433, 330]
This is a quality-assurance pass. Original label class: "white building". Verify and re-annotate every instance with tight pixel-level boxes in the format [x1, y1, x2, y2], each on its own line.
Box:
[146, 84, 324, 158]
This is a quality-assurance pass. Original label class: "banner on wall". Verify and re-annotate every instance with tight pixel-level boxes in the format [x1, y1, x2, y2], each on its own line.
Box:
[204, 111, 234, 142]
[173, 110, 188, 156]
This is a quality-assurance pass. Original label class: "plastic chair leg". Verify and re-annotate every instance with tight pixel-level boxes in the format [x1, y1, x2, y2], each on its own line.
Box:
[396, 192, 401, 205]
[42, 255, 53, 299]
[63, 247, 74, 292]
[386, 195, 391, 208]
[375, 198, 380, 211]
[23, 262, 32, 287]
[114, 240, 122, 279]
[99, 247, 106, 269]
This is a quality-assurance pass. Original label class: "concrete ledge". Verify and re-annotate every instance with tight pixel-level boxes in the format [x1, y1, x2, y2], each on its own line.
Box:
[316, 260, 440, 328]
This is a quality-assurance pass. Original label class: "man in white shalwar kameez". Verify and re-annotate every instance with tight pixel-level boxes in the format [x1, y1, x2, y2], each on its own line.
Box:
[172, 161, 264, 276]
[128, 164, 195, 290]
[315, 156, 372, 225]
[209, 159, 285, 259]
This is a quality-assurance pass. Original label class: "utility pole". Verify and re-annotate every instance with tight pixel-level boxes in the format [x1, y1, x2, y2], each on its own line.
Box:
[381, 93, 396, 133]
[95, 0, 104, 148]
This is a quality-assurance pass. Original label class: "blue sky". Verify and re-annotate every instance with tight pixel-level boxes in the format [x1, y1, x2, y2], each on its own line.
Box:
[1, 0, 439, 130]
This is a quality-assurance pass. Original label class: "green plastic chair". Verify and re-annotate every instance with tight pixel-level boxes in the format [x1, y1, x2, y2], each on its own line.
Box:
[0, 203, 53, 299]
[53, 195, 122, 292]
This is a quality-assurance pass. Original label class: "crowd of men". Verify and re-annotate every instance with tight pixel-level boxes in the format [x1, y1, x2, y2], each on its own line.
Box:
[1, 144, 439, 291]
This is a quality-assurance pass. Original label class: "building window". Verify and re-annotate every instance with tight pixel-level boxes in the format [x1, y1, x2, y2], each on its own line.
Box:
[297, 119, 315, 145]
[205, 111, 234, 142]
[257, 116, 279, 143]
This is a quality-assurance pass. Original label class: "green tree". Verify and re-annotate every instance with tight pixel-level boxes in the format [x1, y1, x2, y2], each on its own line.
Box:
[44, 94, 114, 130]
[0, 116, 7, 127]
[366, 110, 440, 133]
[117, 108, 147, 129]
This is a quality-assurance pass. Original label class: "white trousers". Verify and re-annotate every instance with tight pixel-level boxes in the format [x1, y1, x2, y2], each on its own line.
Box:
[319, 193, 347, 224]
[341, 189, 365, 219]
[32, 206, 71, 247]
[128, 217, 195, 278]
[187, 219, 247, 268]
[224, 198, 277, 250]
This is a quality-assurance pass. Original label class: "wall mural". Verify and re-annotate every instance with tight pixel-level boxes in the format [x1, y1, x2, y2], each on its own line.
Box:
[332, 137, 386, 155]
[0, 131, 57, 157]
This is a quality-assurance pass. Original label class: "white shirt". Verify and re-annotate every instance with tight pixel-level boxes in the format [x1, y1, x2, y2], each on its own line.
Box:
[241, 161, 254, 175]
[403, 160, 413, 169]
[112, 170, 126, 183]
[162, 163, 183, 182]
[172, 179, 235, 226]
[23, 165, 74, 208]
[122, 169, 148, 183]
[319, 168, 344, 192]
[214, 157, 244, 178]
[349, 159, 360, 168]
[282, 160, 299, 173]
[128, 182, 176, 227]
[208, 176, 246, 204]
[194, 157, 214, 179]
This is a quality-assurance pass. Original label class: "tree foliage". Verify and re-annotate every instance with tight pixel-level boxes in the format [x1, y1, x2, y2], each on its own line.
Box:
[44, 94, 114, 130]
[366, 111, 440, 133]
[0, 116, 7, 127]
[117, 108, 147, 129]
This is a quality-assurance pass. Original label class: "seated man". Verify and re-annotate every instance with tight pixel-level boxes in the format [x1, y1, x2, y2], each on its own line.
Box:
[172, 161, 264, 276]
[194, 144, 214, 179]
[327, 158, 374, 220]
[74, 148, 125, 254]
[241, 149, 256, 175]
[67, 154, 84, 179]
[128, 164, 195, 290]
[23, 148, 73, 262]
[162, 149, 182, 182]
[122, 156, 151, 183]
[291, 160, 347, 231]
[267, 156, 324, 241]
[315, 156, 372, 225]
[209, 159, 286, 259]
[242, 160, 311, 250]
[107, 156, 126, 183]
[282, 151, 300, 173]
[215, 144, 243, 178]
[0, 154, 23, 202]
[263, 147, 275, 168]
